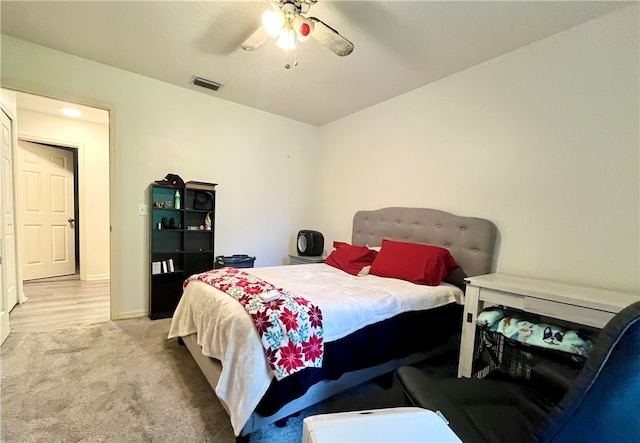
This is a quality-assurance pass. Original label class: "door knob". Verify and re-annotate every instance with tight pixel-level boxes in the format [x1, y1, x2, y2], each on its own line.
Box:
[68, 218, 75, 229]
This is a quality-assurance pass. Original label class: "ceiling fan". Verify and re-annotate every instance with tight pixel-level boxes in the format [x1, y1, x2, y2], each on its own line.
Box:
[241, 0, 354, 57]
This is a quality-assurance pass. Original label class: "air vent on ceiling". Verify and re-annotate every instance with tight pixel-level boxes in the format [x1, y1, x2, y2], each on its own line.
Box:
[191, 76, 222, 92]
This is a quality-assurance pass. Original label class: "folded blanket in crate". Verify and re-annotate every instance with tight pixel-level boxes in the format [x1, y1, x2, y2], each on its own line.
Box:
[476, 308, 594, 358]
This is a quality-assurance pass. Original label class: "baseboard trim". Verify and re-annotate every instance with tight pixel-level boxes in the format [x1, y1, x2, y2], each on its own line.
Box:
[0, 311, 9, 345]
[113, 310, 147, 320]
[86, 274, 110, 281]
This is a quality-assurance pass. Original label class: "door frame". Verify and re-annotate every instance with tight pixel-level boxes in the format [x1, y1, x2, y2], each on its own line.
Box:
[5, 88, 116, 322]
[18, 135, 86, 280]
[0, 103, 21, 343]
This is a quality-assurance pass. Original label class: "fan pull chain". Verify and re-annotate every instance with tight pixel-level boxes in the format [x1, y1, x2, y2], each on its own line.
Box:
[284, 47, 299, 70]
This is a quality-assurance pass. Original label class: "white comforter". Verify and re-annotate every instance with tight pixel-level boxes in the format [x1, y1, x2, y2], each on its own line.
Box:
[168, 263, 463, 435]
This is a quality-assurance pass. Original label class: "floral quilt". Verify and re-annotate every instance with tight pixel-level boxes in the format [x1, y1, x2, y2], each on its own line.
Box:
[184, 267, 324, 380]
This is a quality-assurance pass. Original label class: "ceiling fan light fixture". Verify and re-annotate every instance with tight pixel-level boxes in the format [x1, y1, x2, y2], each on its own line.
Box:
[276, 26, 297, 50]
[262, 9, 284, 37]
[241, 0, 353, 57]
[293, 15, 314, 42]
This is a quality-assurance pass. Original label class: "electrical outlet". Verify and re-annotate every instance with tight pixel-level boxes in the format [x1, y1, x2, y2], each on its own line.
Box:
[138, 204, 148, 216]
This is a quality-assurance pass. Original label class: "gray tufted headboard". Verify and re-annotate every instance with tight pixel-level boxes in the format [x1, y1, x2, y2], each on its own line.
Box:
[352, 207, 497, 278]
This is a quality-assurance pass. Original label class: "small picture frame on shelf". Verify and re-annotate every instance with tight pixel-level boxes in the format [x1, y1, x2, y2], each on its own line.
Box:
[154, 200, 173, 209]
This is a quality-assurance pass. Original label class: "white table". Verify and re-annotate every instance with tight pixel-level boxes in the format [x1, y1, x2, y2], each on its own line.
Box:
[458, 273, 638, 378]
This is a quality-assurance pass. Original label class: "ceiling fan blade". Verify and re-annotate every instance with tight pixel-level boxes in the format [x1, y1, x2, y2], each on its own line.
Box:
[241, 26, 270, 51]
[308, 17, 354, 56]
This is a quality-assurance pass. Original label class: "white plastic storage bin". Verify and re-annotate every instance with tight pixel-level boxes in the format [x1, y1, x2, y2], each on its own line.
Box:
[302, 407, 462, 443]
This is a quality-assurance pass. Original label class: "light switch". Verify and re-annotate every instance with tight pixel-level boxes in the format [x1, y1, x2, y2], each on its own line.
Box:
[138, 204, 148, 216]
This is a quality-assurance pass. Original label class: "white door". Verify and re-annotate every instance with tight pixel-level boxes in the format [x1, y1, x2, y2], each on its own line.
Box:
[1, 110, 17, 308]
[0, 247, 6, 344]
[18, 140, 76, 280]
[1, 109, 17, 343]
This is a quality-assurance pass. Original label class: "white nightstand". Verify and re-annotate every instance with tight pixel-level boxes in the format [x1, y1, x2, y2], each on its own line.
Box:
[458, 273, 638, 378]
[289, 255, 326, 265]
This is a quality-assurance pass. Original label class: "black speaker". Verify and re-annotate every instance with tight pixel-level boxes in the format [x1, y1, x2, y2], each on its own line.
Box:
[297, 230, 324, 256]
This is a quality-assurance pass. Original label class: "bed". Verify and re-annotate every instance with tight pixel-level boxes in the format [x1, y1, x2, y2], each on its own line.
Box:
[168, 207, 497, 440]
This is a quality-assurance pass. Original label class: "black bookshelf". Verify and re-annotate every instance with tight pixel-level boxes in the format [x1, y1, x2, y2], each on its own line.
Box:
[149, 181, 217, 319]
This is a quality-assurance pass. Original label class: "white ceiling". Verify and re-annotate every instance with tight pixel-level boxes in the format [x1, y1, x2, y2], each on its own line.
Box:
[0, 1, 632, 126]
[14, 91, 110, 125]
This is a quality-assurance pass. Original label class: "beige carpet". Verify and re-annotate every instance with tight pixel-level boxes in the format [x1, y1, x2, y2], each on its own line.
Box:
[1, 318, 240, 442]
[2, 317, 438, 443]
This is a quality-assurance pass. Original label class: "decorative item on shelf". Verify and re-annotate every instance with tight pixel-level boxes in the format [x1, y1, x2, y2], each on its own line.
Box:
[154, 173, 185, 187]
[167, 259, 175, 273]
[154, 200, 173, 209]
[161, 217, 178, 229]
[204, 212, 212, 230]
[193, 191, 214, 211]
[174, 190, 181, 209]
[152, 262, 162, 275]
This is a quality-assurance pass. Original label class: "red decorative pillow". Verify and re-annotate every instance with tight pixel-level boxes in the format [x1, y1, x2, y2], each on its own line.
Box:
[325, 241, 379, 276]
[369, 239, 458, 286]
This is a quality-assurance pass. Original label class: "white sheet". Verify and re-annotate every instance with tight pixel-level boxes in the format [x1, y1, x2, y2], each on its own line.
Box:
[168, 263, 464, 436]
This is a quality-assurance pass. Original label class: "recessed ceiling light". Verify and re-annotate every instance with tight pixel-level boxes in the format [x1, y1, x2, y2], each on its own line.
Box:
[61, 107, 83, 118]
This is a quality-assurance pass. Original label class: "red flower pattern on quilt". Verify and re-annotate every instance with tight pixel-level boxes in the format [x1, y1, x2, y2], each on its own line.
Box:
[302, 334, 323, 363]
[238, 294, 252, 306]
[265, 347, 278, 370]
[278, 341, 304, 372]
[308, 305, 323, 329]
[265, 299, 284, 310]
[244, 285, 263, 295]
[184, 268, 324, 379]
[251, 310, 273, 335]
[280, 308, 299, 332]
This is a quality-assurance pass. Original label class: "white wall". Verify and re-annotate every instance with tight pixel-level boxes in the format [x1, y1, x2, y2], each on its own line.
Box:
[1, 36, 321, 318]
[16, 109, 110, 281]
[317, 6, 639, 293]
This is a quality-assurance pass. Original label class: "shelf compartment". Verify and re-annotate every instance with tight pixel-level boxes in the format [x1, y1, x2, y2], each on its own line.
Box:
[184, 231, 214, 252]
[185, 252, 216, 277]
[152, 230, 182, 252]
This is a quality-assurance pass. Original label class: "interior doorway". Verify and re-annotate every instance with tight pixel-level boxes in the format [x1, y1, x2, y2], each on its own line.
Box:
[17, 141, 78, 281]
[10, 91, 111, 332]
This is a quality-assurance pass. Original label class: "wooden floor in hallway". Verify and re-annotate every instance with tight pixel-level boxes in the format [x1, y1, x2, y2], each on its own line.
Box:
[9, 278, 110, 333]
